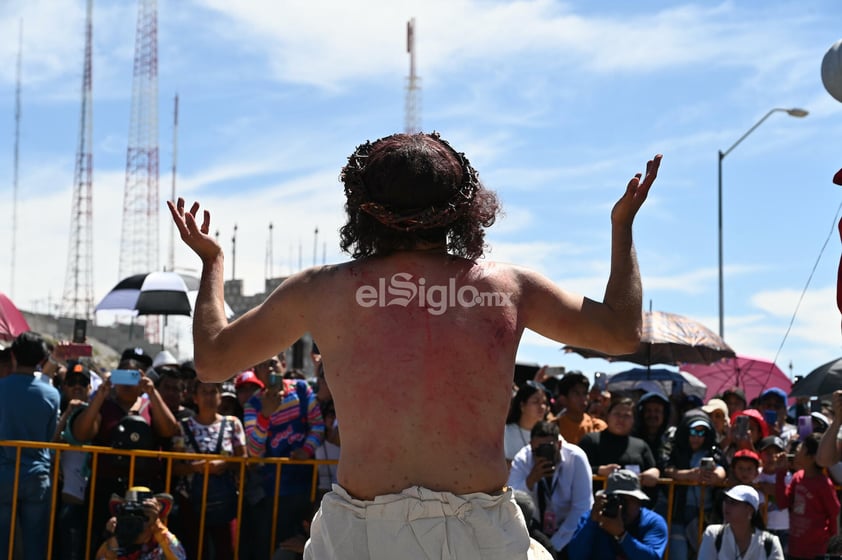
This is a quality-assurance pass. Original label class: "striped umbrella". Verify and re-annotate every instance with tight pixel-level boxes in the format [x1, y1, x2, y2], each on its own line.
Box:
[563, 310, 735, 367]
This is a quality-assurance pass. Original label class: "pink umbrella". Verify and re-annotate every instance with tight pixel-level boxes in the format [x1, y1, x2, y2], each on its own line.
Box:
[681, 355, 791, 404]
[0, 292, 30, 341]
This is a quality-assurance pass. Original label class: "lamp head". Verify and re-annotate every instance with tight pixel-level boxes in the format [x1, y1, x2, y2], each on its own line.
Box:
[786, 108, 809, 117]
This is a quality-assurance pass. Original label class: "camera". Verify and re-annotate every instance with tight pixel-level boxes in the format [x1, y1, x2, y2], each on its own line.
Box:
[534, 442, 557, 466]
[602, 493, 622, 518]
[114, 501, 151, 548]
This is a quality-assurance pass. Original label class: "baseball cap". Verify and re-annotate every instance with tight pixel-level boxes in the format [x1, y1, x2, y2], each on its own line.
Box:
[221, 381, 237, 400]
[758, 435, 785, 451]
[235, 370, 264, 390]
[724, 484, 760, 511]
[599, 469, 649, 502]
[120, 347, 153, 370]
[702, 398, 728, 417]
[66, 361, 91, 380]
[732, 449, 761, 465]
[759, 387, 787, 403]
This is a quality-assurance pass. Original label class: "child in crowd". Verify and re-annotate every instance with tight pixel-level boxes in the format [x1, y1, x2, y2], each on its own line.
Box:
[729, 449, 761, 486]
[775, 432, 840, 560]
[756, 436, 790, 554]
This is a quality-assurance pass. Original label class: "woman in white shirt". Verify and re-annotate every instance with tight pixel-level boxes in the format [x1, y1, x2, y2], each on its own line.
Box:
[504, 381, 549, 464]
[697, 485, 783, 560]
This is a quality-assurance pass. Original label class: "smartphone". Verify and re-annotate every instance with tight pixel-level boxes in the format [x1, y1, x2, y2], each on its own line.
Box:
[111, 369, 141, 386]
[798, 415, 813, 440]
[734, 415, 749, 440]
[535, 442, 557, 466]
[593, 372, 607, 392]
[268, 372, 283, 387]
[811, 398, 823, 413]
[72, 319, 87, 343]
[544, 366, 565, 378]
[700, 457, 715, 471]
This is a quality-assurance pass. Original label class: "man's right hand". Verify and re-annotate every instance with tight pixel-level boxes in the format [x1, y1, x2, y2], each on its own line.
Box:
[526, 456, 555, 488]
[167, 198, 222, 264]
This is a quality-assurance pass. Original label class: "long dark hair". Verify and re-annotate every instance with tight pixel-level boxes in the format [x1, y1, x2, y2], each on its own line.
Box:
[339, 132, 500, 260]
[506, 382, 545, 425]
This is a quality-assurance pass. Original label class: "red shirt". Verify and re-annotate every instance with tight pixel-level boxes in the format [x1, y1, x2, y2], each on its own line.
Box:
[776, 469, 840, 558]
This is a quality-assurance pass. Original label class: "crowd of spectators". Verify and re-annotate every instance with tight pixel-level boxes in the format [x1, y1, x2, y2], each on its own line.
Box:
[505, 366, 842, 559]
[0, 331, 331, 560]
[5, 331, 842, 559]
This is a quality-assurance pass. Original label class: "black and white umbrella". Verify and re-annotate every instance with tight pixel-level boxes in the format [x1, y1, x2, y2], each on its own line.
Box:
[95, 272, 192, 316]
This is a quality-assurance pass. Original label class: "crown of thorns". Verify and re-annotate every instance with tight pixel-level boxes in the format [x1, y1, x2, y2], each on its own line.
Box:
[342, 132, 481, 232]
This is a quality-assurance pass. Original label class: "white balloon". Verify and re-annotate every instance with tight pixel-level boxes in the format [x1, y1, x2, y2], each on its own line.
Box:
[822, 38, 842, 103]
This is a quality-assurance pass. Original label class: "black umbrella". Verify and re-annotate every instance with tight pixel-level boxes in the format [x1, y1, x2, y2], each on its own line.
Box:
[95, 272, 192, 316]
[563, 310, 735, 367]
[789, 357, 842, 398]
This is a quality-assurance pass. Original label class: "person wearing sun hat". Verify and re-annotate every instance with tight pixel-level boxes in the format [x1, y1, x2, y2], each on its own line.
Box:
[702, 398, 730, 443]
[95, 486, 186, 559]
[567, 469, 668, 560]
[697, 485, 783, 559]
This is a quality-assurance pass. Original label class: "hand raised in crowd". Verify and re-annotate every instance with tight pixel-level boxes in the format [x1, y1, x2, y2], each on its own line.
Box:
[611, 154, 662, 227]
[138, 374, 155, 396]
[167, 198, 222, 263]
[526, 455, 555, 489]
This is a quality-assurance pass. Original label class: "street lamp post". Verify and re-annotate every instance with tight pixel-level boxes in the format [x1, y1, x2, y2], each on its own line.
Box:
[717, 107, 808, 338]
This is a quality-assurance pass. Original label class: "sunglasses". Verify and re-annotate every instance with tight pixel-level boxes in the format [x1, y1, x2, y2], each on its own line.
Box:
[689, 427, 708, 437]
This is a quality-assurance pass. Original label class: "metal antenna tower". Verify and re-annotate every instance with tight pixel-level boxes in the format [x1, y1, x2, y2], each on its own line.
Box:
[119, 0, 159, 342]
[404, 18, 421, 134]
[10, 20, 22, 298]
[60, 1, 95, 320]
[167, 93, 178, 272]
[119, 0, 159, 280]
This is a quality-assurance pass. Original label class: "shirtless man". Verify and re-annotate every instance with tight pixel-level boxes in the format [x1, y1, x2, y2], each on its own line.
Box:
[169, 132, 661, 559]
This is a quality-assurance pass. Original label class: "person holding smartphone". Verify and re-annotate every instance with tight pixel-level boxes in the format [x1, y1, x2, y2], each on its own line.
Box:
[567, 469, 668, 560]
[507, 421, 593, 556]
[659, 414, 726, 560]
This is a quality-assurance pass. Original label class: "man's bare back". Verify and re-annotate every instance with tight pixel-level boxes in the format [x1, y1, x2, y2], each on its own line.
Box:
[168, 133, 661, 504]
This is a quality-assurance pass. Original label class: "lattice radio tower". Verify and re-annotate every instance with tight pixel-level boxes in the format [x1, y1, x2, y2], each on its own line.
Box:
[60, 0, 95, 320]
[405, 18, 421, 134]
[119, 0, 159, 340]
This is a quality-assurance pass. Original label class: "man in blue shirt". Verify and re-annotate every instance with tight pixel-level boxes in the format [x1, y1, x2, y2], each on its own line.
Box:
[0, 331, 61, 560]
[567, 469, 667, 560]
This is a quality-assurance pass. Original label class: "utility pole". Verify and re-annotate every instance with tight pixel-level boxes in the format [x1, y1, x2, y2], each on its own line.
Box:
[405, 18, 421, 134]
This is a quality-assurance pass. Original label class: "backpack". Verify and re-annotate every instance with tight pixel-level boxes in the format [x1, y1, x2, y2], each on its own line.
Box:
[714, 525, 774, 558]
[181, 417, 238, 525]
[111, 413, 155, 468]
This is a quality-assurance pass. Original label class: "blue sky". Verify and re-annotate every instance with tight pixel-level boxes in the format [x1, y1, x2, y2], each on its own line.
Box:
[2, 0, 842, 382]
